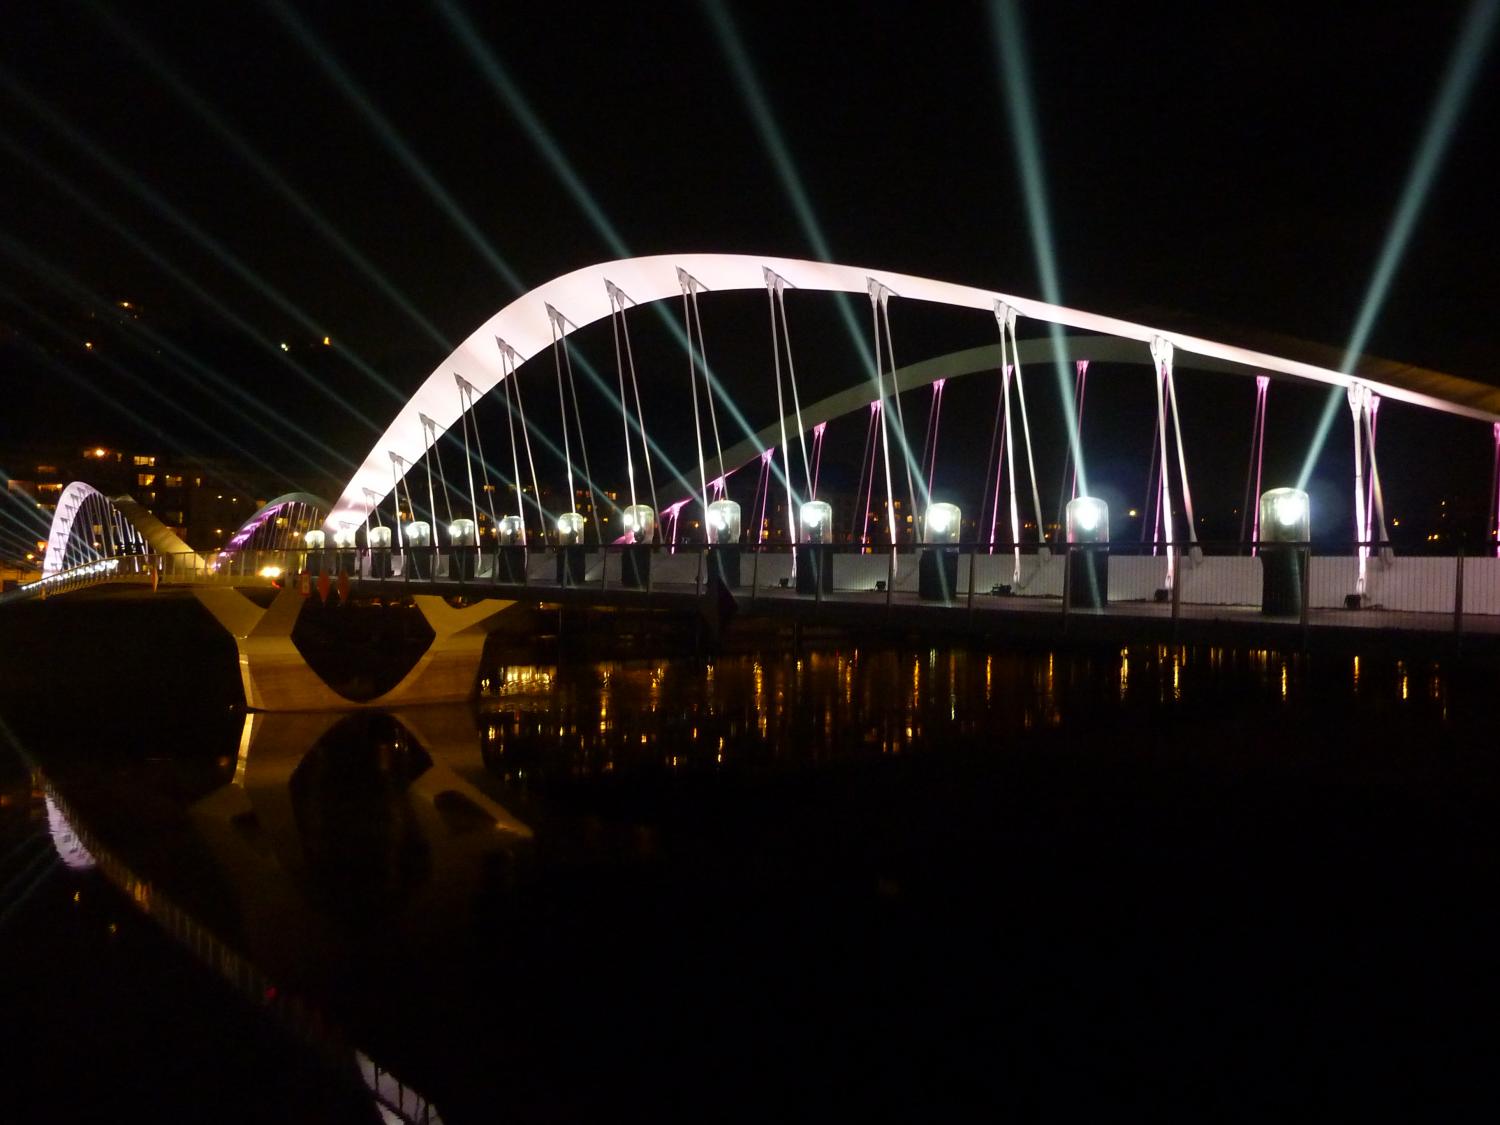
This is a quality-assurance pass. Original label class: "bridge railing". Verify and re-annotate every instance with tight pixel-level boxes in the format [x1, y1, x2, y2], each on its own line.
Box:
[8, 539, 1492, 636]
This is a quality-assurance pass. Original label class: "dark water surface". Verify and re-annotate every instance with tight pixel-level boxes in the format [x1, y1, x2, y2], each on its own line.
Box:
[3, 641, 1498, 1121]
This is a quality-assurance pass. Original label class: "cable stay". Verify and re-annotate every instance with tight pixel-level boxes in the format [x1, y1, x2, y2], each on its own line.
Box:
[1053, 360, 1089, 545]
[547, 304, 606, 544]
[387, 452, 420, 552]
[1348, 383, 1392, 597]
[811, 421, 827, 500]
[454, 375, 497, 545]
[867, 279, 906, 561]
[851, 402, 879, 546]
[919, 379, 946, 510]
[417, 414, 455, 540]
[989, 303, 1049, 583]
[874, 282, 921, 525]
[765, 268, 806, 552]
[678, 268, 721, 538]
[494, 338, 545, 545]
[1239, 375, 1270, 554]
[752, 448, 775, 543]
[1146, 336, 1201, 591]
[606, 280, 659, 534]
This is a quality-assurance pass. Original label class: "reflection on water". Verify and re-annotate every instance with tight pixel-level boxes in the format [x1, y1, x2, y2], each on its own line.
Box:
[12, 641, 1477, 1122]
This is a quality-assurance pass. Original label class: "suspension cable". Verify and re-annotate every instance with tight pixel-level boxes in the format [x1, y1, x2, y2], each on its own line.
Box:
[765, 271, 798, 550]
[771, 275, 813, 493]
[607, 282, 639, 514]
[1002, 307, 1048, 552]
[547, 306, 578, 534]
[879, 293, 920, 518]
[688, 282, 724, 484]
[496, 339, 543, 544]
[869, 281, 898, 551]
[1149, 337, 1177, 588]
[455, 375, 491, 540]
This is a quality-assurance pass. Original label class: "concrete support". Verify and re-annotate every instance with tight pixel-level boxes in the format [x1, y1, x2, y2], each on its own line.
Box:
[193, 585, 516, 711]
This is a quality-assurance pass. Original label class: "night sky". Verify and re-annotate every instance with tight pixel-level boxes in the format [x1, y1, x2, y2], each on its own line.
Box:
[3, 2, 1497, 539]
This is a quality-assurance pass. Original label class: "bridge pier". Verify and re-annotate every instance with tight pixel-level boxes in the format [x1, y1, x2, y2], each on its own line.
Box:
[193, 585, 517, 711]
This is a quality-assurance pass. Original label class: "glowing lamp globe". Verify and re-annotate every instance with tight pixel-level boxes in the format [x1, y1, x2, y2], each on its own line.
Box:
[800, 500, 833, 544]
[1066, 496, 1109, 544]
[1259, 488, 1309, 543]
[498, 515, 524, 545]
[333, 528, 357, 549]
[924, 502, 961, 545]
[367, 526, 392, 550]
[556, 511, 586, 546]
[622, 504, 656, 544]
[303, 529, 326, 550]
[706, 499, 741, 544]
[448, 518, 477, 546]
[406, 520, 432, 547]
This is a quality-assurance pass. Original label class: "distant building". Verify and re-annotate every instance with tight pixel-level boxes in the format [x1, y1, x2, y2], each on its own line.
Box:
[2, 443, 283, 555]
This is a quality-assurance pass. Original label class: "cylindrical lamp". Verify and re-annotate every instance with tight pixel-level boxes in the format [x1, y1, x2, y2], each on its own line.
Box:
[800, 500, 833, 545]
[1065, 496, 1110, 609]
[706, 500, 741, 545]
[622, 504, 657, 545]
[498, 515, 525, 545]
[1259, 487, 1309, 616]
[556, 512, 586, 546]
[924, 502, 961, 545]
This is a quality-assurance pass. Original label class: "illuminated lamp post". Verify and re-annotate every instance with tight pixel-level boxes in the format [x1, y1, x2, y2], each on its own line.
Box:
[496, 514, 526, 584]
[918, 502, 962, 601]
[556, 512, 586, 586]
[301, 528, 326, 577]
[622, 503, 656, 589]
[796, 500, 834, 595]
[332, 527, 358, 576]
[706, 499, 741, 587]
[1259, 487, 1309, 615]
[405, 520, 434, 579]
[367, 524, 393, 578]
[448, 518, 477, 580]
[1065, 496, 1109, 609]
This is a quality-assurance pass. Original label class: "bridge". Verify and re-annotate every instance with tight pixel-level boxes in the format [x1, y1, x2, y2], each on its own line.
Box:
[12, 253, 1500, 709]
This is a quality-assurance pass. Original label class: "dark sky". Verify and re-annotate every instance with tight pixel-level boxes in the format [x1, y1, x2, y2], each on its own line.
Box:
[2, 1, 1497, 536]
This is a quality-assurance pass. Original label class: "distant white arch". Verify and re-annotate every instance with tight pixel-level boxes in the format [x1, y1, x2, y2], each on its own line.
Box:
[215, 492, 330, 564]
[329, 253, 1500, 534]
[42, 482, 197, 575]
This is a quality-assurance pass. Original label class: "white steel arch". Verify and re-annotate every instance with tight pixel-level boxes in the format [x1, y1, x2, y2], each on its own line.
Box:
[328, 253, 1500, 534]
[42, 482, 198, 575]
